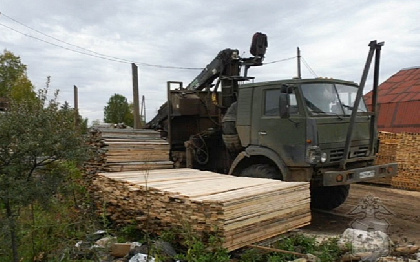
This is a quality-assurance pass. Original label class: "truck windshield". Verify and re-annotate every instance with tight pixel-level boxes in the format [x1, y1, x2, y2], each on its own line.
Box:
[301, 83, 367, 116]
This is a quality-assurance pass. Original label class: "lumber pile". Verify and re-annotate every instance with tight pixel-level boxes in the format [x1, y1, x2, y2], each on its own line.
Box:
[391, 132, 420, 191]
[373, 131, 420, 190]
[376, 132, 400, 166]
[372, 132, 402, 185]
[93, 169, 311, 251]
[84, 127, 173, 174]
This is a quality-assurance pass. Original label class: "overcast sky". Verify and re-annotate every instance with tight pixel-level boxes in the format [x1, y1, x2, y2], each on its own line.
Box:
[1, 0, 419, 124]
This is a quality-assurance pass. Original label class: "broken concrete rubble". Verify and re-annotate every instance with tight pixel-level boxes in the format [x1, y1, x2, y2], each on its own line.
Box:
[128, 253, 155, 262]
[339, 228, 393, 261]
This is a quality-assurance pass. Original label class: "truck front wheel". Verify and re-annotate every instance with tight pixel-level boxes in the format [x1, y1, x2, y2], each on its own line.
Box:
[311, 185, 350, 210]
[238, 164, 282, 180]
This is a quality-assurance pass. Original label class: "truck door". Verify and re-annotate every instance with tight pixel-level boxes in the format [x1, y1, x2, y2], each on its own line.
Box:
[253, 86, 306, 166]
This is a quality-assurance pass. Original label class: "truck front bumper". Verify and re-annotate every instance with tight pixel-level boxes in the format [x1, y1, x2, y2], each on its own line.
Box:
[323, 162, 398, 186]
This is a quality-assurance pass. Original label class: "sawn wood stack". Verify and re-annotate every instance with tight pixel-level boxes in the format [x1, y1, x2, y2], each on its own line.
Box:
[85, 127, 173, 173]
[373, 131, 420, 191]
[392, 132, 420, 191]
[93, 168, 311, 251]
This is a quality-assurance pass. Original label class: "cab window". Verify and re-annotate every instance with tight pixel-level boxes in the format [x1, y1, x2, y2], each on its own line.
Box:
[264, 88, 298, 116]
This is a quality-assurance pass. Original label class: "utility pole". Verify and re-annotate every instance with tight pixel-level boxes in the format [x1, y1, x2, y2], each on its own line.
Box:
[73, 85, 79, 127]
[140, 95, 146, 126]
[297, 47, 302, 79]
[132, 63, 141, 129]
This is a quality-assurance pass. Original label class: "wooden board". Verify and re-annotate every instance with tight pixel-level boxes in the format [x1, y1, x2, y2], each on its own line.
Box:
[85, 128, 173, 174]
[373, 132, 420, 190]
[93, 168, 311, 251]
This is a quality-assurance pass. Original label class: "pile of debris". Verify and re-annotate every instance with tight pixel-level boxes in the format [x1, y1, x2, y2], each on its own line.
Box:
[70, 229, 420, 262]
[71, 230, 177, 262]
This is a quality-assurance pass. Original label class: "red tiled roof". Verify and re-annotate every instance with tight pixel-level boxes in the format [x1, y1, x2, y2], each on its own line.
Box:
[364, 67, 420, 133]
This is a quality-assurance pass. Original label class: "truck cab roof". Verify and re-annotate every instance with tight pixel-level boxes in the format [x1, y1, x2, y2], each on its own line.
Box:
[239, 78, 358, 89]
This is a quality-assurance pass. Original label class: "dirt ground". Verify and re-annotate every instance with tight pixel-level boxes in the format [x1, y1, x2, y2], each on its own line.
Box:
[301, 183, 420, 245]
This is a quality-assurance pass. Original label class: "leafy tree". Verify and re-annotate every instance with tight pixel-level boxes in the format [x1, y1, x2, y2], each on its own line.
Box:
[61, 100, 89, 133]
[92, 119, 101, 126]
[0, 88, 89, 262]
[104, 93, 134, 127]
[0, 50, 37, 103]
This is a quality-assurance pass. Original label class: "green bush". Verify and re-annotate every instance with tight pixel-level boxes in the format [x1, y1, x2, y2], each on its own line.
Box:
[0, 162, 100, 261]
[175, 231, 230, 262]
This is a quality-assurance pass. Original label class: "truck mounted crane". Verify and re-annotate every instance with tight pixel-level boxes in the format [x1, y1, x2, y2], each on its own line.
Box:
[147, 33, 397, 209]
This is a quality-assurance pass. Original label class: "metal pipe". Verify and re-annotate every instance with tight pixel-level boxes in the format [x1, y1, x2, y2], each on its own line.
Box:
[340, 41, 377, 169]
[369, 42, 384, 155]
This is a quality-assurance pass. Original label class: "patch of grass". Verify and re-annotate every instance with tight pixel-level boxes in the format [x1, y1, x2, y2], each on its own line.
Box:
[173, 226, 230, 262]
[238, 233, 346, 262]
[239, 248, 265, 262]
[316, 237, 348, 261]
[117, 223, 145, 243]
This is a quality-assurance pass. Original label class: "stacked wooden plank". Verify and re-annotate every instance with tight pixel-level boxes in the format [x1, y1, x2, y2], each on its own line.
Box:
[371, 132, 402, 185]
[372, 131, 420, 190]
[392, 132, 420, 191]
[93, 169, 311, 251]
[85, 127, 173, 173]
[377, 132, 401, 165]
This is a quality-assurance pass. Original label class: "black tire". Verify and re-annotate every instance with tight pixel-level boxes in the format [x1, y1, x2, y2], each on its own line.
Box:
[238, 164, 282, 180]
[311, 185, 350, 210]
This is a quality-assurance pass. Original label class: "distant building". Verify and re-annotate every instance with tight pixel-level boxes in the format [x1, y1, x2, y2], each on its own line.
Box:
[364, 67, 420, 133]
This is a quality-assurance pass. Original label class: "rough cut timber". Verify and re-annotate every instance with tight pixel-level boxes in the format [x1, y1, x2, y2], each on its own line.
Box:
[372, 131, 420, 191]
[93, 169, 311, 251]
[371, 131, 402, 185]
[392, 132, 420, 191]
[85, 128, 173, 173]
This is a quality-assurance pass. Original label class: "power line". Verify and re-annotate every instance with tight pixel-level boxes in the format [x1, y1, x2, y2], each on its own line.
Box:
[263, 56, 296, 65]
[301, 56, 318, 77]
[0, 11, 300, 71]
[0, 12, 203, 70]
[0, 22, 128, 63]
[0, 12, 126, 62]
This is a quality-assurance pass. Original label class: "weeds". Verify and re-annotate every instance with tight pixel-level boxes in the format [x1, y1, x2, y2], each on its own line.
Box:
[175, 232, 230, 262]
[238, 234, 346, 262]
[0, 162, 100, 261]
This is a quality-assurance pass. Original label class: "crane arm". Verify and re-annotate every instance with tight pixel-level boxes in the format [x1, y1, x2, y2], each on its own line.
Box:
[185, 49, 240, 91]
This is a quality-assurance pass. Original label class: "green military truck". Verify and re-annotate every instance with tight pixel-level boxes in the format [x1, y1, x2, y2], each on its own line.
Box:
[147, 33, 397, 209]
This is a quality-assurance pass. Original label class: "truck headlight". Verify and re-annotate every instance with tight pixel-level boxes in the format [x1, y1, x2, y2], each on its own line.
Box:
[306, 146, 321, 164]
[320, 152, 327, 163]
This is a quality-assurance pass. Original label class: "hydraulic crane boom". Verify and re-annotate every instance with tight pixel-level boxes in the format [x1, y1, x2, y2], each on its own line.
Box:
[185, 48, 240, 91]
[186, 32, 268, 92]
[146, 32, 268, 129]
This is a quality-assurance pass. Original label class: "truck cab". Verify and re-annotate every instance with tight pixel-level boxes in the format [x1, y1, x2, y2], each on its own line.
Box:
[147, 36, 397, 209]
[230, 78, 397, 209]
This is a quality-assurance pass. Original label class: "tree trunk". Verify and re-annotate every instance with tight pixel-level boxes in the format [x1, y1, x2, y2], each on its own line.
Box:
[6, 201, 19, 262]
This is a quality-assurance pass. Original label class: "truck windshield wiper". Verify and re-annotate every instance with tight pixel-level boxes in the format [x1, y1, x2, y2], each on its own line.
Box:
[305, 99, 343, 119]
[342, 104, 354, 110]
[342, 104, 367, 113]
[309, 108, 343, 120]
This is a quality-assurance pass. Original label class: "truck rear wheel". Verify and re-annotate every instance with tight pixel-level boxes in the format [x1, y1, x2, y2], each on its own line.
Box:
[239, 164, 282, 180]
[311, 185, 350, 210]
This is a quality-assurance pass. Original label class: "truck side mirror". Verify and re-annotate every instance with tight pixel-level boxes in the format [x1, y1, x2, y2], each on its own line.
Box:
[280, 85, 291, 94]
[279, 93, 290, 118]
